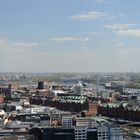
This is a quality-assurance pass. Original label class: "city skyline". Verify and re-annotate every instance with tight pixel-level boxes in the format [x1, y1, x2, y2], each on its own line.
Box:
[0, 0, 140, 72]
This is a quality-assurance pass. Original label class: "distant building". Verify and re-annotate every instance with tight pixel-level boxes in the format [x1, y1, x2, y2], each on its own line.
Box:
[73, 81, 83, 95]
[98, 100, 140, 121]
[99, 89, 113, 99]
[30, 95, 89, 112]
[111, 92, 120, 103]
[51, 89, 65, 96]
[88, 102, 98, 116]
[50, 110, 71, 125]
[123, 87, 140, 96]
[50, 83, 65, 96]
[0, 84, 12, 100]
[37, 81, 44, 89]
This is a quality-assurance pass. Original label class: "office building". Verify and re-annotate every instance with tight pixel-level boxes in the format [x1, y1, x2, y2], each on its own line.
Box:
[109, 126, 123, 140]
[62, 116, 73, 128]
[76, 117, 97, 128]
[74, 126, 87, 140]
[98, 126, 109, 140]
[87, 128, 98, 140]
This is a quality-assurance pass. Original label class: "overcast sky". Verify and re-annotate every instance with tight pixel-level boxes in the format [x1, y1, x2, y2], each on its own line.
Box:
[0, 0, 140, 73]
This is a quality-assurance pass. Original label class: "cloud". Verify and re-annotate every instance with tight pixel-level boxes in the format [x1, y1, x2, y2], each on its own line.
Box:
[0, 38, 9, 47]
[80, 46, 86, 49]
[0, 38, 40, 72]
[70, 11, 106, 20]
[87, 32, 97, 35]
[50, 36, 90, 42]
[117, 29, 140, 37]
[14, 42, 38, 47]
[107, 14, 127, 21]
[115, 47, 140, 55]
[95, 0, 106, 3]
[86, 0, 111, 4]
[116, 42, 125, 47]
[103, 24, 132, 30]
[103, 24, 140, 37]
[45, 28, 49, 32]
[0, 38, 38, 53]
[94, 0, 112, 4]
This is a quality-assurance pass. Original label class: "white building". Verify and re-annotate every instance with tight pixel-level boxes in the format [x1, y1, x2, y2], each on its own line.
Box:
[74, 126, 87, 140]
[98, 126, 109, 140]
[19, 106, 47, 114]
[62, 116, 73, 128]
[76, 117, 97, 128]
[123, 87, 140, 96]
[52, 90, 65, 96]
[73, 81, 83, 95]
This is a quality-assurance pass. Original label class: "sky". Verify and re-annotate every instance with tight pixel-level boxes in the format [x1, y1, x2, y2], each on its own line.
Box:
[0, 0, 140, 73]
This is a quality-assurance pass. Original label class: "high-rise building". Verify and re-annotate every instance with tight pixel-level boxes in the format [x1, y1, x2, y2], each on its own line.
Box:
[109, 126, 123, 140]
[98, 126, 109, 140]
[87, 128, 98, 140]
[96, 74, 100, 97]
[62, 116, 73, 128]
[76, 117, 97, 128]
[74, 126, 87, 140]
